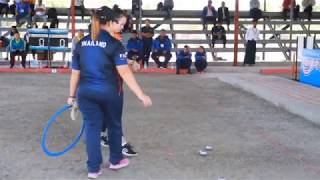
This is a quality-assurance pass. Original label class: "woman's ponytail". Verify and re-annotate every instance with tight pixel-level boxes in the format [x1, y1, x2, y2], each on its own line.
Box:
[91, 14, 100, 41]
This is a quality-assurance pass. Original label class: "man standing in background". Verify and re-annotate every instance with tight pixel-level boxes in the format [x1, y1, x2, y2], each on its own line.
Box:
[141, 19, 154, 68]
[244, 20, 260, 66]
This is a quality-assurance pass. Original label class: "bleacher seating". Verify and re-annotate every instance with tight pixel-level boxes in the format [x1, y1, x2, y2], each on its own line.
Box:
[1, 9, 320, 61]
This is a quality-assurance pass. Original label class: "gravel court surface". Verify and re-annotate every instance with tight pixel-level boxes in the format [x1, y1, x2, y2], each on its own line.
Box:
[0, 71, 320, 180]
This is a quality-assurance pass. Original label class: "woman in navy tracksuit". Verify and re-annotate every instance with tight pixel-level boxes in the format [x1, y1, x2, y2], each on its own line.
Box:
[68, 6, 152, 179]
[176, 45, 192, 74]
[194, 46, 207, 73]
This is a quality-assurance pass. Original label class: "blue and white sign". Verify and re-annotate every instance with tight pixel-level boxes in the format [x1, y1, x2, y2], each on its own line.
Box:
[300, 49, 320, 87]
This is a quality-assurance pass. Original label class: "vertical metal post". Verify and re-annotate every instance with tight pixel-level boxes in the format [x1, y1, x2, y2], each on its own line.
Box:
[289, 0, 294, 61]
[233, 0, 239, 66]
[139, 0, 142, 31]
[262, 0, 266, 60]
[71, 0, 76, 38]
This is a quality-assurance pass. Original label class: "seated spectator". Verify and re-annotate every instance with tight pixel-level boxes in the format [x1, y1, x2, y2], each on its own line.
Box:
[123, 10, 133, 33]
[71, 29, 84, 53]
[73, 0, 85, 20]
[127, 30, 143, 62]
[211, 21, 226, 48]
[9, 25, 18, 38]
[29, 0, 35, 14]
[0, 35, 10, 60]
[32, 0, 47, 28]
[0, 0, 9, 17]
[121, 10, 133, 47]
[176, 45, 192, 74]
[282, 0, 298, 21]
[163, 0, 174, 19]
[127, 30, 143, 72]
[47, 7, 58, 28]
[250, 0, 262, 21]
[202, 0, 217, 30]
[157, 2, 164, 11]
[112, 4, 120, 11]
[218, 1, 230, 31]
[23, 26, 36, 60]
[151, 29, 172, 68]
[15, 0, 32, 27]
[9, 31, 26, 68]
[194, 46, 207, 73]
[131, 0, 141, 18]
[302, 0, 315, 21]
[9, 1, 16, 16]
[0, 36, 9, 48]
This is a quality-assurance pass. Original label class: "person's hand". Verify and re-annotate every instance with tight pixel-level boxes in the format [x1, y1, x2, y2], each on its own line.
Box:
[138, 94, 152, 107]
[67, 97, 76, 106]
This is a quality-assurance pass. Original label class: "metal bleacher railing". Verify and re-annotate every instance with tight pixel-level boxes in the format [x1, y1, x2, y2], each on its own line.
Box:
[1, 9, 320, 62]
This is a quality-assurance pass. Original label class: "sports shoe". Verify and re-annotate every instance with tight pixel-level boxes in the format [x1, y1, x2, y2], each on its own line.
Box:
[100, 136, 109, 147]
[109, 158, 129, 170]
[122, 143, 138, 157]
[88, 170, 102, 179]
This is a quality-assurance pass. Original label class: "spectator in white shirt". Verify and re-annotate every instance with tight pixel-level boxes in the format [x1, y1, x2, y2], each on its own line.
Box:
[201, 0, 217, 30]
[244, 20, 259, 66]
[32, 0, 47, 28]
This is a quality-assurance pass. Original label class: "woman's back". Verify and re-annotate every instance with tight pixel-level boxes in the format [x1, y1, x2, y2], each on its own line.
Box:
[72, 30, 127, 87]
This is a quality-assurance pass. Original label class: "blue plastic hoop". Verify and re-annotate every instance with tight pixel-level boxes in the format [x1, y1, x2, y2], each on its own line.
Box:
[41, 104, 85, 157]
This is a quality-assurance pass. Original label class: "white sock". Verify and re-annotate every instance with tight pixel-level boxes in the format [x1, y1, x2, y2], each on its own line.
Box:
[122, 136, 127, 146]
[101, 131, 107, 137]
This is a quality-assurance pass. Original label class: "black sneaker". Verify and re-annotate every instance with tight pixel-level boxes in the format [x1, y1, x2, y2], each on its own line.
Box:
[122, 143, 138, 157]
[100, 136, 109, 147]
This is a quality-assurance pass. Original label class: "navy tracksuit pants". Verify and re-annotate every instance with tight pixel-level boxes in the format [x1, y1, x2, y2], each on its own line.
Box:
[77, 83, 123, 173]
[195, 60, 207, 72]
[176, 58, 192, 73]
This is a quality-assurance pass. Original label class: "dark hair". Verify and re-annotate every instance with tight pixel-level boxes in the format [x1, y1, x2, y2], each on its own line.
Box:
[199, 46, 206, 52]
[91, 6, 126, 40]
[131, 30, 138, 34]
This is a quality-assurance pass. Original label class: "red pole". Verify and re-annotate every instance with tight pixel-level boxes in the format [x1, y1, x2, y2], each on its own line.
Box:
[71, 0, 75, 37]
[233, 0, 239, 66]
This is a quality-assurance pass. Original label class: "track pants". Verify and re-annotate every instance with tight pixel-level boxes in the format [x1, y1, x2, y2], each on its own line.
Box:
[77, 84, 123, 173]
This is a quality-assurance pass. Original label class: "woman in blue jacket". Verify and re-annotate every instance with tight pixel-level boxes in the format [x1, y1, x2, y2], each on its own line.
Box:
[68, 6, 152, 179]
[176, 45, 192, 74]
[195, 46, 207, 73]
